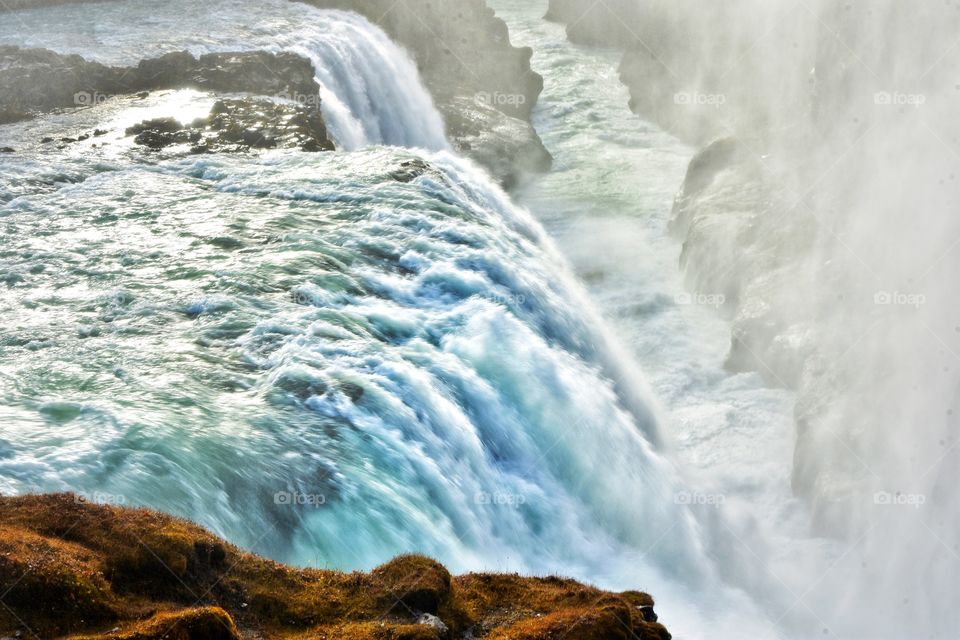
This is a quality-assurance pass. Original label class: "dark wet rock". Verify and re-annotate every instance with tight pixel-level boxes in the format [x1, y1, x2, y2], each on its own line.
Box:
[0, 46, 321, 124]
[339, 381, 365, 402]
[127, 123, 190, 151]
[131, 50, 196, 88]
[441, 96, 552, 190]
[0, 46, 119, 120]
[133, 50, 318, 100]
[300, 0, 542, 121]
[389, 159, 432, 183]
[0, 147, 14, 153]
[126, 98, 334, 153]
[125, 117, 183, 136]
[133, 127, 198, 151]
[296, 0, 552, 186]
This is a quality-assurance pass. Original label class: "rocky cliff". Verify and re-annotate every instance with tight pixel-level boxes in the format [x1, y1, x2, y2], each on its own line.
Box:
[544, 0, 643, 49]
[0, 494, 672, 640]
[298, 0, 542, 121]
[546, 0, 960, 547]
[295, 0, 551, 185]
[0, 47, 324, 124]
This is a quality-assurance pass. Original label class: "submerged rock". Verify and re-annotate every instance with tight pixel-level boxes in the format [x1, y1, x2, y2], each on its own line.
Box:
[125, 98, 334, 153]
[0, 493, 672, 640]
[389, 159, 432, 183]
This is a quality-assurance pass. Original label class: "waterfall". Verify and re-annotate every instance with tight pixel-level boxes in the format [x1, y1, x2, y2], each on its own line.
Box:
[263, 10, 449, 150]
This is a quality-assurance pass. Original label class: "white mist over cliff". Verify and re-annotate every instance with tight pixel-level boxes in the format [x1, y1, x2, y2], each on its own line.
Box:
[595, 1, 960, 637]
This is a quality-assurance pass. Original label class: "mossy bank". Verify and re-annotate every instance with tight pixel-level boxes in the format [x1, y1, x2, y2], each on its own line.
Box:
[0, 494, 671, 640]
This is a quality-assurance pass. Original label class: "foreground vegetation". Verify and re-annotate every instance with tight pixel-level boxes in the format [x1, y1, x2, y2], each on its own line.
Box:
[0, 494, 671, 639]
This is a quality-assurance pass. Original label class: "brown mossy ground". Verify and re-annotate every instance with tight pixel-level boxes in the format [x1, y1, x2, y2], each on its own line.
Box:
[0, 494, 671, 639]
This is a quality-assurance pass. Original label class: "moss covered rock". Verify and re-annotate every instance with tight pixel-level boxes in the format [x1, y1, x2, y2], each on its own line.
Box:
[0, 494, 671, 640]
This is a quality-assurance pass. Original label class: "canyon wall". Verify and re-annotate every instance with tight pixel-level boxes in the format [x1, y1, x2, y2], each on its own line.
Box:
[547, 2, 960, 635]
[297, 0, 551, 185]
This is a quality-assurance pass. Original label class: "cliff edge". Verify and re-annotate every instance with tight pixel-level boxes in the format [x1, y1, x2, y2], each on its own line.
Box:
[0, 494, 672, 640]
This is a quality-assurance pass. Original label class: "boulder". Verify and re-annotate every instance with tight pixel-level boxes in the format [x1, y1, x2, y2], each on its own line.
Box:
[441, 96, 552, 190]
[124, 99, 334, 153]
[417, 613, 450, 636]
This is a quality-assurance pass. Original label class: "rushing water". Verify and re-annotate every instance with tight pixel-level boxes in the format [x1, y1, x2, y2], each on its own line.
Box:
[0, 1, 862, 639]
[486, 1, 827, 635]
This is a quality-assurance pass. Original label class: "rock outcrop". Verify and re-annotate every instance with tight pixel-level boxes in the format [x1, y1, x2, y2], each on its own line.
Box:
[297, 0, 542, 121]
[547, 2, 960, 556]
[295, 0, 552, 186]
[440, 97, 552, 190]
[0, 47, 321, 125]
[0, 31, 549, 186]
[544, 0, 643, 49]
[125, 99, 335, 154]
[0, 493, 672, 640]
